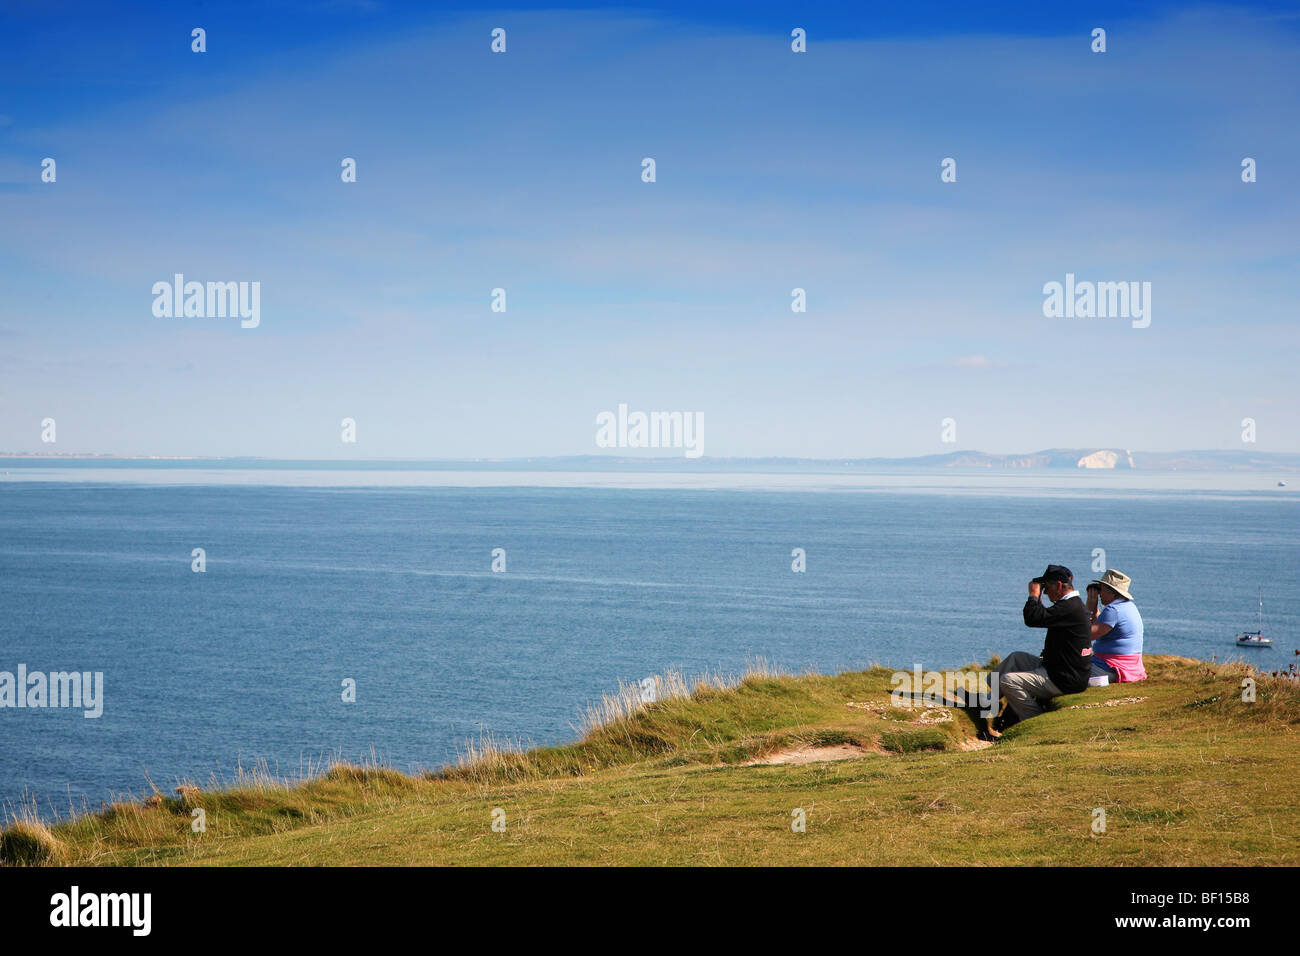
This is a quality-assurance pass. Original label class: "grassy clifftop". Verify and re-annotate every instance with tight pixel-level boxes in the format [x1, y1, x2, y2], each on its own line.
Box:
[4, 656, 1298, 866]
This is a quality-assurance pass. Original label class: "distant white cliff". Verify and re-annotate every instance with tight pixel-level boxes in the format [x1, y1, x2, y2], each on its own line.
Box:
[1076, 449, 1137, 469]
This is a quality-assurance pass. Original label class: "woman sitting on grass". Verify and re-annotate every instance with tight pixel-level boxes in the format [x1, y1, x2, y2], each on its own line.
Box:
[1087, 569, 1147, 683]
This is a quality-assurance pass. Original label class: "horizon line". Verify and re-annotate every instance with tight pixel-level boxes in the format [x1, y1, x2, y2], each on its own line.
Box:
[3, 448, 1299, 463]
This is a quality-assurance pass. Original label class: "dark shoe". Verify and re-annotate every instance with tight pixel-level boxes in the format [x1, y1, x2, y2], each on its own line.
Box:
[992, 709, 1021, 734]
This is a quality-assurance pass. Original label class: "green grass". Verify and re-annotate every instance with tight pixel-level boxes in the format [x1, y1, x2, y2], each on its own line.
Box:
[5, 655, 1297, 866]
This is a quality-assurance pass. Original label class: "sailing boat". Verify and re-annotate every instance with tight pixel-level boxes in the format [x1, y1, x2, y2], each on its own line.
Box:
[1235, 587, 1272, 647]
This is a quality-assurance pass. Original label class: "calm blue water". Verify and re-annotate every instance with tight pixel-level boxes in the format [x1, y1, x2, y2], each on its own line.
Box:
[1, 477, 1296, 818]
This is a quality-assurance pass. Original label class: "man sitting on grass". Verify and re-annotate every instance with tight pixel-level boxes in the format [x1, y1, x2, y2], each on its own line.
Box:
[990, 564, 1094, 734]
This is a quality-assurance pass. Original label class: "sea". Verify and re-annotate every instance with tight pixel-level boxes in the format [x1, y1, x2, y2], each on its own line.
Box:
[1, 460, 1296, 818]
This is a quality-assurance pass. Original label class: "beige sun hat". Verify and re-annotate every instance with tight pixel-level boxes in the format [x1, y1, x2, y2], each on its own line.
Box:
[1090, 568, 1134, 601]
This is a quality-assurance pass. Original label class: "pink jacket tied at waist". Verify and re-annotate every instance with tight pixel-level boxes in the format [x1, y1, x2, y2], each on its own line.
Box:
[1095, 652, 1146, 683]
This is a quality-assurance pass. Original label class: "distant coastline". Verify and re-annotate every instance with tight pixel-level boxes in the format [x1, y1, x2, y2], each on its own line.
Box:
[1, 449, 1298, 472]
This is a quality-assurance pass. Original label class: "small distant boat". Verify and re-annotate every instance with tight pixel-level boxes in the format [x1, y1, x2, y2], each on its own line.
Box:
[1279, 480, 1288, 487]
[1235, 587, 1273, 648]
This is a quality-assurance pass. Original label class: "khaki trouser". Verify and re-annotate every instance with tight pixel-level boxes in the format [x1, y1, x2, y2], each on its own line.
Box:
[996, 651, 1064, 720]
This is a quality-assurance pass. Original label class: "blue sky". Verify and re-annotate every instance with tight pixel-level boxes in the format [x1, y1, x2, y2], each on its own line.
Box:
[1, 1, 1298, 457]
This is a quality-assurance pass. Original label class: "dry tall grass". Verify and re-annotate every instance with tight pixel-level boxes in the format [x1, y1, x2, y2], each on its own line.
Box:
[0, 807, 68, 866]
[575, 658, 782, 736]
[440, 658, 786, 784]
